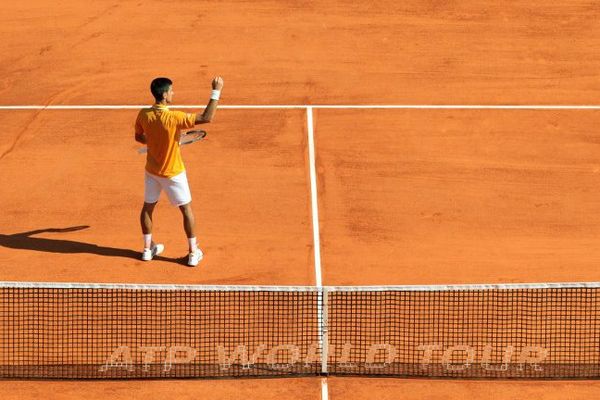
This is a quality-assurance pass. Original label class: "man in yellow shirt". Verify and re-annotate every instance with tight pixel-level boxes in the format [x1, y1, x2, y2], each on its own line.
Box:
[135, 76, 224, 266]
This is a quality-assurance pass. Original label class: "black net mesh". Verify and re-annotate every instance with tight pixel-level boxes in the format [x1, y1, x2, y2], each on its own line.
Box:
[1, 283, 599, 379]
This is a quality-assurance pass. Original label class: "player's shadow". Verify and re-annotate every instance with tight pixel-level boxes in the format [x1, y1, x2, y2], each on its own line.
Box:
[0, 226, 186, 264]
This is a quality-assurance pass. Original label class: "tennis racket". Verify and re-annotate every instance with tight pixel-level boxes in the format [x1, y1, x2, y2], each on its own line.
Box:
[137, 130, 207, 154]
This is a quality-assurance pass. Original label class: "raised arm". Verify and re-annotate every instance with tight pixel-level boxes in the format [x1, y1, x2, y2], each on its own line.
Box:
[195, 76, 224, 124]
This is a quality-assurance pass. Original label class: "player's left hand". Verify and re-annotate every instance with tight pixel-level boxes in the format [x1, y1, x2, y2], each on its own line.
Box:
[212, 76, 224, 91]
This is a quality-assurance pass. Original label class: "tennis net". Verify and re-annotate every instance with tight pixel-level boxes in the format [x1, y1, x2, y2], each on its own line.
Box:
[1, 281, 599, 379]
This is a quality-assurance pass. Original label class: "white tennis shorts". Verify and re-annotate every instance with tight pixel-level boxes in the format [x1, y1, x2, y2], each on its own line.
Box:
[144, 170, 192, 206]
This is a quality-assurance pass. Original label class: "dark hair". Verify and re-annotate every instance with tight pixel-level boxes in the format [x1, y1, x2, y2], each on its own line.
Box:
[150, 77, 173, 102]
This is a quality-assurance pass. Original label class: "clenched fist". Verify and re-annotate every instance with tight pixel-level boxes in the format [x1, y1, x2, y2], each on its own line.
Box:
[212, 76, 224, 91]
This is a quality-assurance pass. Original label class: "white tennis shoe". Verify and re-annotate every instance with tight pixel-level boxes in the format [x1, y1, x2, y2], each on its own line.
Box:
[141, 243, 164, 261]
[188, 249, 203, 267]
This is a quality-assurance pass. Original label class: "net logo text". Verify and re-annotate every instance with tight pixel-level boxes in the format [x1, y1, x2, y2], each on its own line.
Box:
[99, 343, 549, 373]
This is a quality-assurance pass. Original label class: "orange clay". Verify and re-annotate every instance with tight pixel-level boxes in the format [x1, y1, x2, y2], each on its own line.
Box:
[2, 0, 600, 399]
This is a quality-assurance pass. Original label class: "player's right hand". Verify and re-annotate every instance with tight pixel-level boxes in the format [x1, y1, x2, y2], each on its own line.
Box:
[212, 76, 224, 91]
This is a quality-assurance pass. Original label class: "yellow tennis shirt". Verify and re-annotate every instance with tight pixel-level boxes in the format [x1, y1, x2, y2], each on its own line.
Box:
[135, 104, 196, 178]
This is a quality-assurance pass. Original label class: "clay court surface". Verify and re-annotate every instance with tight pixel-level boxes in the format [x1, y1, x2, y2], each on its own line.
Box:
[2, 0, 600, 398]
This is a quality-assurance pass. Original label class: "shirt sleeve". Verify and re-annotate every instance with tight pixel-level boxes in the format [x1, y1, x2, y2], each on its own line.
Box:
[134, 113, 144, 134]
[175, 111, 196, 129]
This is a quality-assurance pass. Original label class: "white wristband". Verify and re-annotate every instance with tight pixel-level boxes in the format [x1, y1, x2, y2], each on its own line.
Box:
[211, 90, 221, 100]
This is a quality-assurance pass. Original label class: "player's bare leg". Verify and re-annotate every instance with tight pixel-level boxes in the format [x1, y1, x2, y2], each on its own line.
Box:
[140, 201, 156, 235]
[179, 202, 203, 266]
[140, 202, 164, 261]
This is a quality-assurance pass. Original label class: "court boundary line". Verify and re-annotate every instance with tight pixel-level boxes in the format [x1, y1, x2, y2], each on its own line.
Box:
[2, 104, 600, 110]
[306, 107, 322, 287]
[306, 107, 328, 381]
[321, 377, 329, 400]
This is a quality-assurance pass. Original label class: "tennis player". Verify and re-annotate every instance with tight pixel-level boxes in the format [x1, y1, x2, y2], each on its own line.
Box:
[134, 76, 224, 266]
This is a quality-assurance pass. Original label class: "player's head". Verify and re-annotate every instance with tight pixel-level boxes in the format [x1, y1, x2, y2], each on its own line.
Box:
[150, 77, 173, 103]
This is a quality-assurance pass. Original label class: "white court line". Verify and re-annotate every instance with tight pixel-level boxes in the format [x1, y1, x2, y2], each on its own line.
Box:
[1, 104, 600, 110]
[321, 377, 329, 400]
[309, 105, 600, 110]
[306, 107, 329, 400]
[306, 106, 322, 287]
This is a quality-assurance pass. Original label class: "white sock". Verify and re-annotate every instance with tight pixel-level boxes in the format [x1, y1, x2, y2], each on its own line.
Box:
[143, 234, 152, 249]
[188, 237, 198, 252]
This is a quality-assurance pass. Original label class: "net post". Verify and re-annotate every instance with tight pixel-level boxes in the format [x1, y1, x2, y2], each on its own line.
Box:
[320, 287, 329, 375]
